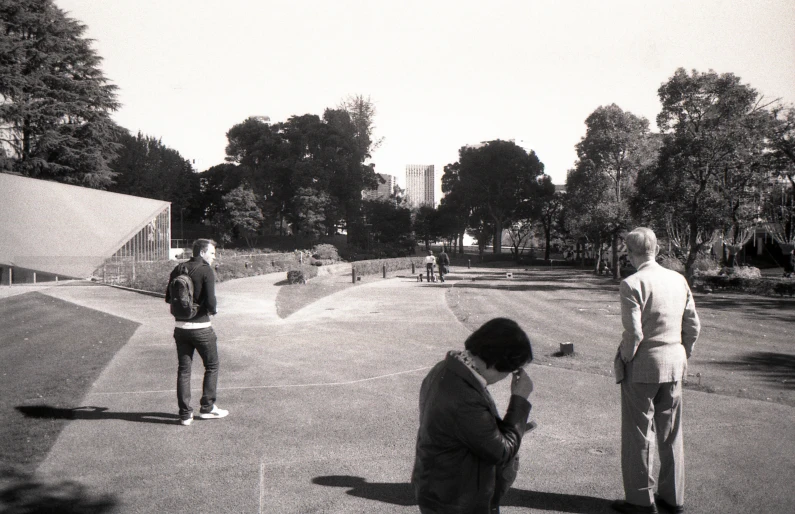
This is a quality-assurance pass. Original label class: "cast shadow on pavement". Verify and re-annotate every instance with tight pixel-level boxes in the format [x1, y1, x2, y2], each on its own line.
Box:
[0, 469, 117, 514]
[16, 405, 180, 425]
[715, 351, 795, 389]
[312, 475, 614, 512]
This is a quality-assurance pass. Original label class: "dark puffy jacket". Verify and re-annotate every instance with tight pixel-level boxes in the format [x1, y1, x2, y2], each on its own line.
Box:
[165, 256, 217, 322]
[412, 353, 531, 513]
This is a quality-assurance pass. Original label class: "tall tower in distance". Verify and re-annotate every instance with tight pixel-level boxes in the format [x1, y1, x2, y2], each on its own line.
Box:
[362, 173, 396, 201]
[405, 164, 435, 208]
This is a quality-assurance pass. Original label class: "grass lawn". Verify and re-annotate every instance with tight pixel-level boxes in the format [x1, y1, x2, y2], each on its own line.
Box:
[0, 292, 140, 480]
[444, 266, 795, 406]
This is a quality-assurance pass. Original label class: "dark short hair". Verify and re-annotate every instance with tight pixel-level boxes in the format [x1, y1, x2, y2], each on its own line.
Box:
[465, 318, 533, 372]
[193, 238, 217, 257]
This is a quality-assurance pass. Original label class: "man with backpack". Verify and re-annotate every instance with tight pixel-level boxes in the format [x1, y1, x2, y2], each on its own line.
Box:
[165, 238, 228, 426]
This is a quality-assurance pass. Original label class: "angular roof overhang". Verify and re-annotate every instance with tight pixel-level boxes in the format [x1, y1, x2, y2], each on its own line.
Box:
[0, 173, 170, 278]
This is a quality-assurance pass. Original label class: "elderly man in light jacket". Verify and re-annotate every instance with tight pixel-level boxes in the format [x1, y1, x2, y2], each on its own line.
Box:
[612, 228, 701, 514]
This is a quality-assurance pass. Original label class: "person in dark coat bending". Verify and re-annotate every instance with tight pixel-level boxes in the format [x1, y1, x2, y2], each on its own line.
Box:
[412, 318, 534, 514]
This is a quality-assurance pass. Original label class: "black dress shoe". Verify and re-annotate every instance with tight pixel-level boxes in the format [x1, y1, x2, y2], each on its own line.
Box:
[654, 494, 685, 513]
[611, 500, 659, 514]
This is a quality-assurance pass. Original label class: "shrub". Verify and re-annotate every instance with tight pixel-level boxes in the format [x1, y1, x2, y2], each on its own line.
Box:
[311, 243, 340, 262]
[659, 255, 685, 273]
[352, 256, 426, 276]
[286, 270, 306, 284]
[774, 282, 795, 297]
[692, 256, 720, 274]
[724, 265, 762, 279]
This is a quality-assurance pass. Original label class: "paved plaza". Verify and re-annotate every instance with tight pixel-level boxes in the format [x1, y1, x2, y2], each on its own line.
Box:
[3, 268, 795, 513]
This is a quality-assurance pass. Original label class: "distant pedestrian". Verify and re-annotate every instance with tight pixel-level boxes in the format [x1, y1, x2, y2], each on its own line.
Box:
[165, 238, 229, 426]
[412, 318, 534, 513]
[612, 228, 700, 514]
[437, 247, 450, 283]
[424, 250, 435, 282]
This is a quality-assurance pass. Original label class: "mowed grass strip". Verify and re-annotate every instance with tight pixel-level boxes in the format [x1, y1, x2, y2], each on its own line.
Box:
[446, 267, 795, 406]
[0, 292, 140, 477]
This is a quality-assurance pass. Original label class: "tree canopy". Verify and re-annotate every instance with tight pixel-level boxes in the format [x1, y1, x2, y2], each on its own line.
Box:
[109, 131, 201, 222]
[0, 0, 120, 188]
[566, 104, 657, 276]
[634, 68, 772, 277]
[444, 140, 546, 253]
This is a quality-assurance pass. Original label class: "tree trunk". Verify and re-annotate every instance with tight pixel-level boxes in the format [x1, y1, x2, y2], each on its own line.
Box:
[594, 235, 602, 274]
[612, 232, 620, 280]
[458, 233, 464, 255]
[492, 224, 502, 254]
[684, 221, 700, 285]
[544, 226, 551, 261]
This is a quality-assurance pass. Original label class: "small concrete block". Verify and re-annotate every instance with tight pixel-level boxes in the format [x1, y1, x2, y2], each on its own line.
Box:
[506, 272, 513, 278]
[560, 342, 574, 355]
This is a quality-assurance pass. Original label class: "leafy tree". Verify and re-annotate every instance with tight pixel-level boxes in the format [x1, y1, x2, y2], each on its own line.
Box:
[337, 94, 384, 160]
[0, 0, 120, 188]
[769, 105, 795, 189]
[292, 186, 332, 238]
[197, 163, 250, 224]
[363, 198, 413, 247]
[466, 206, 495, 261]
[535, 177, 563, 261]
[766, 106, 795, 248]
[565, 160, 614, 272]
[434, 202, 463, 252]
[574, 104, 658, 278]
[212, 184, 263, 248]
[109, 131, 201, 223]
[448, 140, 546, 253]
[323, 107, 379, 236]
[413, 205, 438, 250]
[633, 68, 772, 279]
[224, 108, 379, 240]
[440, 161, 472, 254]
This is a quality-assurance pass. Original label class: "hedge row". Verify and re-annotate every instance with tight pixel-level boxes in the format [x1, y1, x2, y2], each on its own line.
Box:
[352, 256, 427, 276]
[99, 252, 319, 294]
[695, 275, 795, 297]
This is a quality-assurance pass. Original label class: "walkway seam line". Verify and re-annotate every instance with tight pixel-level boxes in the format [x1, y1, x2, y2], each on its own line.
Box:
[86, 366, 433, 395]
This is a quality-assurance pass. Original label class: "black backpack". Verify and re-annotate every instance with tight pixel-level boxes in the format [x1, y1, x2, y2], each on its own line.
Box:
[169, 263, 199, 320]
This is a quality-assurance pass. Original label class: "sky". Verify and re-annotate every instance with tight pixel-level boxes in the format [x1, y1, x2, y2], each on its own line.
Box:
[55, 0, 795, 199]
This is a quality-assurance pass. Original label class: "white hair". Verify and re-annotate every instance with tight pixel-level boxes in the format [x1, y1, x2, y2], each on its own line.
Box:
[625, 227, 657, 258]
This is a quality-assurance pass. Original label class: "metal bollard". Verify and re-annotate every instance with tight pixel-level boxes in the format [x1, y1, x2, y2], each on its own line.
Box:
[383, 264, 386, 278]
[352, 267, 357, 284]
[468, 259, 471, 269]
[411, 262, 415, 274]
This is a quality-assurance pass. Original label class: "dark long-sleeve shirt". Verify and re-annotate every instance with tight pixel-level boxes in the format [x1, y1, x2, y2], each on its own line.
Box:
[165, 256, 217, 323]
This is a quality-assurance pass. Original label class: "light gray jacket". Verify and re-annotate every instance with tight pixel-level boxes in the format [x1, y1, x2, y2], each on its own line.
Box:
[614, 260, 701, 384]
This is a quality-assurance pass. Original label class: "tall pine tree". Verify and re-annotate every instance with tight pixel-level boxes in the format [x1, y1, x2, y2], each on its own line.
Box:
[0, 0, 120, 188]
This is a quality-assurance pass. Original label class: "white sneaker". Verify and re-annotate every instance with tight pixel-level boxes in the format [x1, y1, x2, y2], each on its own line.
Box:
[180, 414, 193, 426]
[198, 406, 229, 420]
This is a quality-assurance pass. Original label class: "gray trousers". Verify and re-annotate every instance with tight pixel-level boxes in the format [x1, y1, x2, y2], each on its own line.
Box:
[621, 380, 684, 507]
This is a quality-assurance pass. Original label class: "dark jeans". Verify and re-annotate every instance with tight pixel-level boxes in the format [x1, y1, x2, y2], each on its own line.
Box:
[174, 327, 218, 419]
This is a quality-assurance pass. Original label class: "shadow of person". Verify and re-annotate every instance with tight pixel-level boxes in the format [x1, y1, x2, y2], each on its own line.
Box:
[16, 405, 180, 425]
[312, 475, 613, 512]
[312, 475, 416, 506]
[1, 468, 117, 514]
[502, 488, 615, 512]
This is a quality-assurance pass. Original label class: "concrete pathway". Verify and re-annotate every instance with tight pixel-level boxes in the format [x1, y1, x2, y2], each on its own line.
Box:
[12, 271, 795, 513]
